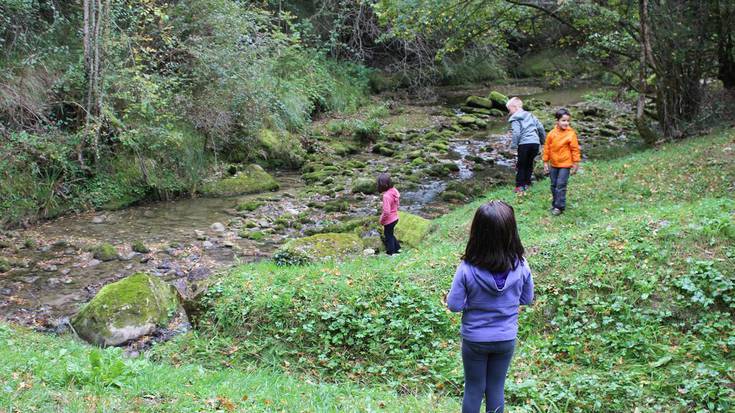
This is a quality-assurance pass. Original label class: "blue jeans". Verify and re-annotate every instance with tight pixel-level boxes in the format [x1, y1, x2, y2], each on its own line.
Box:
[549, 167, 570, 210]
[461, 339, 516, 413]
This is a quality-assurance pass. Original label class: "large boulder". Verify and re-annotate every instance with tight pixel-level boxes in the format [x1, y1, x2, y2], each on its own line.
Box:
[257, 129, 306, 169]
[488, 91, 509, 111]
[465, 96, 494, 110]
[201, 164, 279, 197]
[71, 273, 181, 346]
[393, 211, 432, 248]
[274, 233, 364, 265]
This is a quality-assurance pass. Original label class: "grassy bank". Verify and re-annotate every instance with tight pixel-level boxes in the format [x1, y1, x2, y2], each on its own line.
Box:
[1, 129, 733, 412]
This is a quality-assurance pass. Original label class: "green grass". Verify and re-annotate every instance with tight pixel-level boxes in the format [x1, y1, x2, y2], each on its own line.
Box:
[1, 128, 733, 412]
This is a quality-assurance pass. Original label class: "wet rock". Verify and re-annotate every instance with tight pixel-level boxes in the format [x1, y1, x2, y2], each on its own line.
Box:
[131, 241, 150, 254]
[202, 241, 215, 250]
[87, 259, 102, 267]
[47, 277, 61, 286]
[41, 264, 58, 272]
[352, 178, 377, 194]
[487, 91, 509, 110]
[91, 215, 107, 224]
[194, 230, 207, 240]
[119, 252, 138, 261]
[92, 243, 118, 261]
[210, 222, 226, 233]
[0, 258, 10, 273]
[1, 288, 13, 296]
[71, 273, 182, 347]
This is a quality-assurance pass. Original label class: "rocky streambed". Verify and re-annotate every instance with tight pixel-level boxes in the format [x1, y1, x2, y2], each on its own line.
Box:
[0, 82, 640, 339]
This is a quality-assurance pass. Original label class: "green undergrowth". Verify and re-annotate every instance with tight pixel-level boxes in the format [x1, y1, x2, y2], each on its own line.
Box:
[159, 129, 735, 411]
[0, 325, 457, 412]
[1, 129, 733, 412]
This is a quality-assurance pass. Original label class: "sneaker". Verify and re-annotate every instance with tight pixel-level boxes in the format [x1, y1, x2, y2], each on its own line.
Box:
[551, 208, 563, 216]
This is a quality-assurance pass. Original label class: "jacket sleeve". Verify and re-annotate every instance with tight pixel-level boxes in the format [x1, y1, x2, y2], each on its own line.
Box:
[570, 131, 581, 163]
[536, 119, 546, 144]
[519, 265, 534, 305]
[542, 131, 552, 162]
[447, 265, 467, 312]
[510, 120, 521, 149]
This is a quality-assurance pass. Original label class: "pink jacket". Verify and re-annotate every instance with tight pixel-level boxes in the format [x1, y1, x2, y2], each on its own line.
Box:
[380, 187, 400, 225]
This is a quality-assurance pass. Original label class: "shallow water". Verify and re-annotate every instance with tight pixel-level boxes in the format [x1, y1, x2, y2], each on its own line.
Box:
[0, 82, 596, 328]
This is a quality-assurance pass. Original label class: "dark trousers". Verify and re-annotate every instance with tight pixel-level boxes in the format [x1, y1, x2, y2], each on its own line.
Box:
[462, 339, 516, 413]
[383, 219, 400, 255]
[549, 167, 571, 210]
[515, 144, 539, 187]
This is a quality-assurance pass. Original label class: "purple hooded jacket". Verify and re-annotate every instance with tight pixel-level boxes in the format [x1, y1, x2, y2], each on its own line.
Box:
[447, 260, 534, 342]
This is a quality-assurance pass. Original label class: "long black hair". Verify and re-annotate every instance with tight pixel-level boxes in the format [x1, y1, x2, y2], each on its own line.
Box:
[462, 200, 524, 272]
[377, 173, 393, 193]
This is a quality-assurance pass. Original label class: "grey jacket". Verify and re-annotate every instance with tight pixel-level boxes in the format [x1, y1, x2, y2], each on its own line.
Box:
[508, 110, 546, 149]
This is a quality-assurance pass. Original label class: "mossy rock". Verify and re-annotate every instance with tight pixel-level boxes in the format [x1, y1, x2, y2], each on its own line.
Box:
[352, 178, 377, 194]
[488, 91, 509, 110]
[202, 164, 279, 197]
[490, 109, 505, 117]
[411, 157, 426, 167]
[274, 233, 364, 265]
[441, 190, 466, 202]
[372, 143, 397, 157]
[23, 239, 37, 249]
[236, 200, 264, 212]
[93, 243, 118, 261]
[461, 106, 494, 116]
[391, 212, 432, 249]
[465, 96, 494, 110]
[257, 129, 306, 169]
[333, 142, 361, 156]
[324, 200, 350, 212]
[131, 241, 150, 254]
[71, 273, 181, 347]
[240, 230, 265, 241]
[0, 258, 10, 273]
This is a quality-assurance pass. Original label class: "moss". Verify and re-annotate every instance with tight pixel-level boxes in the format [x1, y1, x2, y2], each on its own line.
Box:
[305, 216, 379, 236]
[411, 157, 426, 167]
[274, 233, 364, 265]
[202, 164, 279, 197]
[257, 129, 306, 169]
[461, 106, 494, 116]
[0, 258, 10, 273]
[240, 230, 265, 241]
[93, 243, 118, 261]
[488, 91, 509, 110]
[236, 200, 264, 212]
[71, 273, 180, 346]
[324, 200, 350, 212]
[23, 239, 37, 249]
[131, 241, 150, 254]
[465, 96, 494, 109]
[371, 143, 396, 157]
[352, 178, 377, 194]
[392, 212, 432, 249]
[441, 190, 466, 202]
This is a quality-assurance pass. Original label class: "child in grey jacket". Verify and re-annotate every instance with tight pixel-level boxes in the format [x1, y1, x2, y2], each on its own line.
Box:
[507, 97, 546, 193]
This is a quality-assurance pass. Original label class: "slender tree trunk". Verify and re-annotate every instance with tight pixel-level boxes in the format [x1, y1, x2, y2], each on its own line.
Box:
[635, 0, 658, 145]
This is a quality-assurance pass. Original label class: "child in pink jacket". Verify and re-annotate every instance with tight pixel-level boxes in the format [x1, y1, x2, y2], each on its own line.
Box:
[377, 173, 401, 255]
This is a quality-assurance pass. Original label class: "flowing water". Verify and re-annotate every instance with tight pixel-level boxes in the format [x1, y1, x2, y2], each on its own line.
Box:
[0, 83, 597, 329]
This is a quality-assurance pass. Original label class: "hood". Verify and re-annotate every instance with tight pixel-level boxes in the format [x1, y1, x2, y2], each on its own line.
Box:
[467, 262, 522, 296]
[508, 110, 532, 123]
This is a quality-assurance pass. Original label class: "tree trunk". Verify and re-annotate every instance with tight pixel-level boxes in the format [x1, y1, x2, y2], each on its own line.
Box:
[714, 0, 735, 88]
[636, 0, 658, 145]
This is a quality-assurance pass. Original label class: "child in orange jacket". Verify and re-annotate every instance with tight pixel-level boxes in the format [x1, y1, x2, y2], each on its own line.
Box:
[542, 108, 581, 215]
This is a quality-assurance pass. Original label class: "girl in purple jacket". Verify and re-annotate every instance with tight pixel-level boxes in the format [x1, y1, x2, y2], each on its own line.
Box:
[377, 173, 401, 255]
[447, 200, 534, 413]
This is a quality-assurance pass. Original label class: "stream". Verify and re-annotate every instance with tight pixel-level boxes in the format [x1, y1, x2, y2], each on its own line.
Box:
[0, 83, 603, 330]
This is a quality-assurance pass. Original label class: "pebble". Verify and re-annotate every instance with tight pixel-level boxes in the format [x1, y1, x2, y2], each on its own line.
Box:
[42, 265, 58, 272]
[60, 268, 70, 275]
[194, 230, 207, 241]
[362, 248, 376, 256]
[87, 259, 101, 267]
[202, 241, 214, 250]
[119, 252, 137, 261]
[91, 215, 106, 224]
[210, 222, 226, 233]
[1, 288, 12, 295]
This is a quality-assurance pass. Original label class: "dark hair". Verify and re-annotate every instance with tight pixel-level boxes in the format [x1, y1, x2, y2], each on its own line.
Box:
[462, 201, 524, 272]
[377, 173, 393, 193]
[555, 108, 571, 120]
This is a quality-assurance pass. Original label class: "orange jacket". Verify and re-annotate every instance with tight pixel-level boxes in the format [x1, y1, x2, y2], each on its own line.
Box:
[543, 126, 581, 168]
